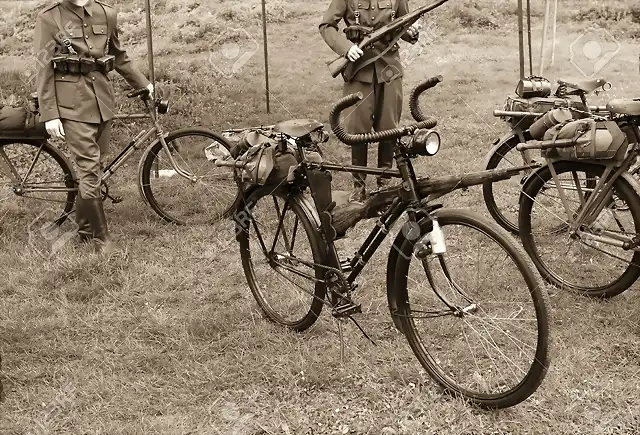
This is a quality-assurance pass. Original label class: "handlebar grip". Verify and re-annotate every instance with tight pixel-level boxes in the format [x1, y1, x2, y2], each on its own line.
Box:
[127, 88, 150, 99]
[409, 75, 442, 124]
[328, 56, 350, 79]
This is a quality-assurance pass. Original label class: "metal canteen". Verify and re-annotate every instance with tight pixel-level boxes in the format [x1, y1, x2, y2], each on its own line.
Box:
[516, 77, 552, 98]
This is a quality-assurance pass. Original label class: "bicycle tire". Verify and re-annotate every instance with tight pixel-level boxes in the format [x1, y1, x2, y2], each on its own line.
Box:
[0, 140, 76, 226]
[483, 135, 529, 235]
[519, 161, 640, 298]
[237, 187, 326, 332]
[140, 127, 240, 225]
[393, 209, 550, 408]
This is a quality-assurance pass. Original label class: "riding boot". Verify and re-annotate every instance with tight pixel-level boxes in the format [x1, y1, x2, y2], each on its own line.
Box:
[350, 143, 368, 202]
[75, 195, 93, 244]
[376, 140, 395, 188]
[85, 198, 122, 255]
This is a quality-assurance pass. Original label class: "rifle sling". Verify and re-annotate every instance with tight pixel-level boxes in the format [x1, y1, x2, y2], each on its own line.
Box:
[345, 20, 415, 82]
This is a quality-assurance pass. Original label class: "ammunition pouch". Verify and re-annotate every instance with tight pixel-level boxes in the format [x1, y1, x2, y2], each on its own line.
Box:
[52, 54, 115, 75]
[344, 25, 372, 44]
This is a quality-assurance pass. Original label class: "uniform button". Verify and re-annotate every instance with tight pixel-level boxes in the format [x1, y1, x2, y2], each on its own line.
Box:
[85, 35, 89, 39]
[92, 77, 95, 81]
[372, 16, 376, 20]
[100, 30, 104, 33]
[89, 46, 93, 49]
[84, 23, 87, 27]
[61, 76, 65, 79]
[371, 5, 375, 9]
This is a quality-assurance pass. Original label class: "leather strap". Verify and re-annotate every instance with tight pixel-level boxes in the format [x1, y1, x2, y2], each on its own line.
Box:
[345, 25, 407, 81]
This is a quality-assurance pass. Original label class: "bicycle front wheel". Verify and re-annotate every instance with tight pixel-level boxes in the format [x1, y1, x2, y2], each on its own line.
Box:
[393, 209, 550, 409]
[237, 188, 326, 332]
[0, 140, 76, 226]
[519, 161, 640, 297]
[140, 128, 240, 225]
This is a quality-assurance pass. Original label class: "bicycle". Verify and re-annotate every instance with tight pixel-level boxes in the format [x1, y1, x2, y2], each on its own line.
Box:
[0, 88, 239, 227]
[516, 94, 640, 298]
[219, 76, 550, 409]
[483, 77, 612, 234]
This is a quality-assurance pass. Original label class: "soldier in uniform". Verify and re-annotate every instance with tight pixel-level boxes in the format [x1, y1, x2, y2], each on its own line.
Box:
[34, 0, 153, 253]
[320, 0, 420, 201]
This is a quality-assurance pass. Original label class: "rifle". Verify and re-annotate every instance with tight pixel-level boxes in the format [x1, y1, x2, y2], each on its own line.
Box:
[327, 0, 450, 79]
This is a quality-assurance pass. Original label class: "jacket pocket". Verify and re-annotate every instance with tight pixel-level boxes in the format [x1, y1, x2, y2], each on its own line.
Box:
[54, 75, 80, 109]
[377, 1, 392, 8]
[92, 24, 108, 35]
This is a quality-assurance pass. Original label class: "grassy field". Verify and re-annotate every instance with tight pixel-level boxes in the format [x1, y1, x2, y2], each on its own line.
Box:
[2, 0, 640, 433]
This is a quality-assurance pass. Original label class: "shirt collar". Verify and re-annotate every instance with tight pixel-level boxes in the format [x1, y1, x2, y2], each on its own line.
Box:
[63, 0, 94, 17]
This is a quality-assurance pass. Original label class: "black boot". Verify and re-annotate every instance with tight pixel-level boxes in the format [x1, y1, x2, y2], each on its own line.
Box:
[75, 195, 93, 244]
[85, 198, 122, 255]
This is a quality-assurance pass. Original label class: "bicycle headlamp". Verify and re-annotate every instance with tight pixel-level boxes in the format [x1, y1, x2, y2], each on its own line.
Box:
[408, 129, 440, 156]
[157, 99, 169, 115]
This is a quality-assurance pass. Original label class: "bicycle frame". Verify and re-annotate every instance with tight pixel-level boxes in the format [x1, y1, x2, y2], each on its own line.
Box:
[0, 99, 198, 200]
[542, 123, 640, 251]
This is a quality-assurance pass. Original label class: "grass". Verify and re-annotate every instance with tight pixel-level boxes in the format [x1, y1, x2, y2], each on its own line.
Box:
[2, 0, 640, 433]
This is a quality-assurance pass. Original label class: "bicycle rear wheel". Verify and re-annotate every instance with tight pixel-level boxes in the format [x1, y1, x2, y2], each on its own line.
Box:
[393, 209, 550, 409]
[237, 187, 326, 332]
[140, 128, 240, 225]
[519, 161, 640, 297]
[0, 140, 76, 226]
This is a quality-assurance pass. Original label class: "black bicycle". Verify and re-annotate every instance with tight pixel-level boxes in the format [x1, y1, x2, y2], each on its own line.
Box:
[221, 76, 551, 408]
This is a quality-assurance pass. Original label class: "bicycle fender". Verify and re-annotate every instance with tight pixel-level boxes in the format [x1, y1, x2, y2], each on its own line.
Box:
[386, 215, 436, 333]
[136, 138, 162, 205]
[483, 131, 520, 169]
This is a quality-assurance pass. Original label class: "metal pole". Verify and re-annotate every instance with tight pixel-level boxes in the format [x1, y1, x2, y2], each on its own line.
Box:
[517, 0, 525, 80]
[261, 0, 271, 114]
[145, 0, 155, 88]
[551, 0, 558, 65]
[526, 0, 533, 75]
[539, 0, 551, 76]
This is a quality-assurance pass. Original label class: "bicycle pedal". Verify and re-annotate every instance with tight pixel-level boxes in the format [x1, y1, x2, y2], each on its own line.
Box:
[111, 196, 124, 204]
[332, 302, 362, 318]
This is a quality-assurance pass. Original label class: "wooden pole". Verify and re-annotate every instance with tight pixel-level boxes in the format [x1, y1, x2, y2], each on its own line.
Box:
[517, 0, 525, 80]
[539, 0, 551, 76]
[261, 0, 271, 114]
[526, 0, 533, 75]
[144, 0, 155, 88]
[551, 0, 558, 65]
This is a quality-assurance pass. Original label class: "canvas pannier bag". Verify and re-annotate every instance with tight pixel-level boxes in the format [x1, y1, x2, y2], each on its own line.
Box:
[0, 105, 46, 138]
[541, 118, 628, 162]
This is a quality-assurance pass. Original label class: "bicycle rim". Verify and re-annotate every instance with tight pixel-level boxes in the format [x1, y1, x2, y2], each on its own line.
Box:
[0, 141, 76, 227]
[520, 161, 640, 297]
[141, 128, 240, 225]
[395, 209, 550, 408]
[238, 188, 325, 331]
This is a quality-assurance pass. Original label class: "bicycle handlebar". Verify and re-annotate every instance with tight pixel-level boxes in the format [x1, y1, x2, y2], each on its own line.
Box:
[409, 75, 442, 123]
[127, 88, 150, 99]
[330, 83, 438, 146]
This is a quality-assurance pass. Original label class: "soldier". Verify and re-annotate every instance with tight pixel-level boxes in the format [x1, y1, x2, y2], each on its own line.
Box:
[34, 0, 153, 253]
[320, 0, 420, 201]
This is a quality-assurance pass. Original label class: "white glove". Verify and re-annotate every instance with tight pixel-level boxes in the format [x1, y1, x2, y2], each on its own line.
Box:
[45, 119, 65, 139]
[346, 45, 364, 62]
[146, 83, 154, 100]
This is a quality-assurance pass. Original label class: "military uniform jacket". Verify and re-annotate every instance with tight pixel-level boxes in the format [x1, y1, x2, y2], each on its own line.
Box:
[320, 0, 414, 83]
[34, 0, 150, 123]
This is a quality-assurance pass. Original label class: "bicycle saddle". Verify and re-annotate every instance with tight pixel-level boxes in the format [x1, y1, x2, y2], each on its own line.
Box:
[557, 77, 607, 93]
[606, 98, 640, 116]
[274, 119, 324, 138]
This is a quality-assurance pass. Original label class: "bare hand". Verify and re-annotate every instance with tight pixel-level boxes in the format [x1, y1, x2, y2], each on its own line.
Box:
[346, 45, 363, 62]
[45, 119, 65, 139]
[407, 23, 422, 39]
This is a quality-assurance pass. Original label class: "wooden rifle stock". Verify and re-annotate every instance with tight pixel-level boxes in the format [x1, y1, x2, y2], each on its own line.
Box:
[326, 0, 450, 78]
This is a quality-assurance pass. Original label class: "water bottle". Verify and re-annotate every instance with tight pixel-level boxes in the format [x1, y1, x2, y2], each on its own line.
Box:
[427, 218, 447, 254]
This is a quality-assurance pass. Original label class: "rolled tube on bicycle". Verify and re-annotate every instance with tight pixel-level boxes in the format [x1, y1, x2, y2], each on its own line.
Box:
[330, 93, 436, 145]
[409, 75, 442, 123]
[516, 137, 590, 151]
[493, 110, 540, 118]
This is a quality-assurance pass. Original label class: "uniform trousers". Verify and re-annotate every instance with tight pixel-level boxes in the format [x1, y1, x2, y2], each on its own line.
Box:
[61, 119, 112, 199]
[342, 74, 403, 187]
